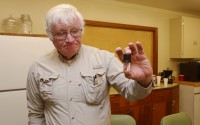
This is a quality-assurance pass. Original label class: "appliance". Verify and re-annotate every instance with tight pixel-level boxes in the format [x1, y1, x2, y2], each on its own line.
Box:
[180, 85, 200, 125]
[180, 62, 200, 82]
[0, 35, 54, 125]
[162, 68, 175, 83]
[163, 68, 173, 78]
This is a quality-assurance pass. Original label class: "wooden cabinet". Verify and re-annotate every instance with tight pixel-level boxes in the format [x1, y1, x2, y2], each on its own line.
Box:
[110, 94, 129, 114]
[170, 16, 200, 58]
[151, 89, 171, 125]
[171, 85, 179, 113]
[110, 85, 179, 125]
[129, 95, 152, 125]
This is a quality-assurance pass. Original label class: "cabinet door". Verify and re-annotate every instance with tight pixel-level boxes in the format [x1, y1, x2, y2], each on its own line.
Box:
[110, 94, 129, 114]
[183, 17, 200, 58]
[0, 90, 28, 125]
[171, 86, 179, 113]
[170, 16, 200, 58]
[151, 89, 171, 125]
[152, 101, 171, 125]
[130, 104, 152, 125]
[0, 35, 54, 90]
[171, 98, 179, 114]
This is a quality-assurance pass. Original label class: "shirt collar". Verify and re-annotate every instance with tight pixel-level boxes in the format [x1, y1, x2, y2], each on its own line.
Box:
[58, 52, 79, 64]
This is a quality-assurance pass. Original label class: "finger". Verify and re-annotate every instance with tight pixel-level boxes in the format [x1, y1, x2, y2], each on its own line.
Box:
[128, 42, 137, 55]
[115, 47, 124, 61]
[124, 47, 131, 54]
[124, 70, 134, 79]
[135, 41, 144, 54]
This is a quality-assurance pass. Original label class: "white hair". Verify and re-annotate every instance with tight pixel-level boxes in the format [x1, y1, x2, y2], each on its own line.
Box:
[45, 4, 85, 40]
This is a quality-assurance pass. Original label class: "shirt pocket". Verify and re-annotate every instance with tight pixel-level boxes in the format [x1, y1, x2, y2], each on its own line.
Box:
[80, 70, 108, 104]
[39, 74, 59, 103]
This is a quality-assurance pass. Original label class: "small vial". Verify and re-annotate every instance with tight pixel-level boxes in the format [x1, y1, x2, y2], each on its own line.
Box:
[123, 54, 131, 71]
[123, 54, 131, 63]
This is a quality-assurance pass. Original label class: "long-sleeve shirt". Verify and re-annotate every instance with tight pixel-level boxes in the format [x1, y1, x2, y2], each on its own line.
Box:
[26, 44, 153, 125]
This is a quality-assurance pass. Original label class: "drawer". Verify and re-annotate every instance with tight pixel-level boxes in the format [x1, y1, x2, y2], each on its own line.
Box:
[110, 95, 129, 110]
[129, 94, 151, 106]
[151, 89, 171, 103]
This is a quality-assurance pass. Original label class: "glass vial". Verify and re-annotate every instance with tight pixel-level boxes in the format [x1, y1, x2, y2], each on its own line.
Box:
[21, 14, 32, 34]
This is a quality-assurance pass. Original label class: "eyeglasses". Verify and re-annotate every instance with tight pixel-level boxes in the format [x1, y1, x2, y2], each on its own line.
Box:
[52, 28, 82, 40]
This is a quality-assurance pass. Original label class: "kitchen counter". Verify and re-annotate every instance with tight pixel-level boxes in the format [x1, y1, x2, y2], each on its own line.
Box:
[174, 80, 200, 87]
[110, 82, 179, 95]
[110, 82, 179, 125]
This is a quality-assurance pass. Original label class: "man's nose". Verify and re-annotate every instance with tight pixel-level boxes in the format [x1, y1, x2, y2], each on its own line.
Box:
[65, 33, 75, 43]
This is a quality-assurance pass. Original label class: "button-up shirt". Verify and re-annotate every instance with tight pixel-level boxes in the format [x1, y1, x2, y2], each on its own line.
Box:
[26, 44, 153, 125]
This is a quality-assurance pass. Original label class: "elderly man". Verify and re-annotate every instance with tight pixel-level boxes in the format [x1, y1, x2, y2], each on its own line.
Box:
[26, 3, 153, 125]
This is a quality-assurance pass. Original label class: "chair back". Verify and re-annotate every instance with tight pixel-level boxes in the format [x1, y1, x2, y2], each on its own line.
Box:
[160, 112, 192, 125]
[111, 115, 136, 125]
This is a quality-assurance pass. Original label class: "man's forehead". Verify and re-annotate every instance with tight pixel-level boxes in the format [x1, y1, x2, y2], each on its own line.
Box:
[51, 22, 80, 31]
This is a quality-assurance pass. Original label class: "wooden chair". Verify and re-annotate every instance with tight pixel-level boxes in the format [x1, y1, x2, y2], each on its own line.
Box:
[111, 115, 136, 125]
[160, 112, 192, 125]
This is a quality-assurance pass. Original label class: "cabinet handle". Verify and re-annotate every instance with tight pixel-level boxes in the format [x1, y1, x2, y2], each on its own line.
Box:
[172, 100, 175, 106]
[152, 104, 157, 110]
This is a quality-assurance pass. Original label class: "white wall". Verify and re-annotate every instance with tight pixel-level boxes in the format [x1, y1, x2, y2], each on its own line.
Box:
[0, 0, 199, 76]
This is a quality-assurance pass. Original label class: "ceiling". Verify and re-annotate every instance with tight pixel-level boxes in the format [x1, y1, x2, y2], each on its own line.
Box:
[116, 0, 200, 16]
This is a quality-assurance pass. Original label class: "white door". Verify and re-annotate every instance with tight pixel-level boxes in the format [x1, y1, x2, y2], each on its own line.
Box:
[194, 93, 200, 125]
[0, 90, 28, 125]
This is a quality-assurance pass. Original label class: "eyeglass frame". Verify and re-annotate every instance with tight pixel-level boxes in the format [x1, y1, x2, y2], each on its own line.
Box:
[51, 28, 83, 41]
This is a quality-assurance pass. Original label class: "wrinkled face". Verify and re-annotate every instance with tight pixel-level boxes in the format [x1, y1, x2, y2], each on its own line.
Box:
[50, 20, 82, 60]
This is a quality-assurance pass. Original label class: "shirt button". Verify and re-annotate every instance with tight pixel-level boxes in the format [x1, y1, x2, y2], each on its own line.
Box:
[69, 98, 73, 101]
[72, 116, 75, 119]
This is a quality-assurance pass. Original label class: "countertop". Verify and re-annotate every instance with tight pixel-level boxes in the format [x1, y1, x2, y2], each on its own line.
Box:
[109, 82, 179, 95]
[174, 80, 200, 87]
